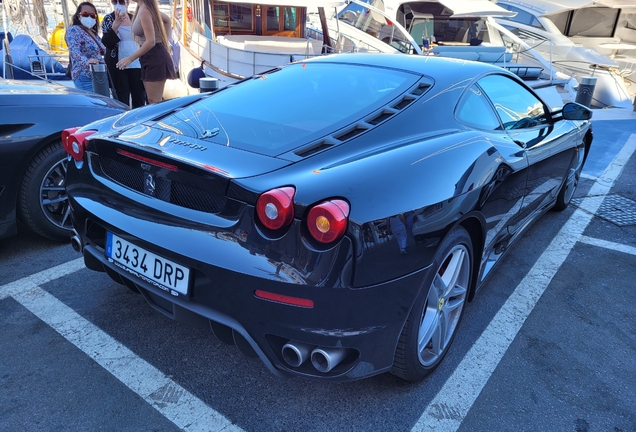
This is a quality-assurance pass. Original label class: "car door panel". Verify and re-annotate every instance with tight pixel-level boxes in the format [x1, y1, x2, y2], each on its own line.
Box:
[454, 81, 530, 280]
[476, 74, 578, 236]
[477, 134, 529, 280]
[506, 121, 577, 233]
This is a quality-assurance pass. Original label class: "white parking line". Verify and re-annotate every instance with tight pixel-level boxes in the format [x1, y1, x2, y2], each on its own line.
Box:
[0, 258, 85, 300]
[412, 133, 636, 432]
[579, 235, 636, 256]
[580, 173, 597, 181]
[0, 263, 243, 432]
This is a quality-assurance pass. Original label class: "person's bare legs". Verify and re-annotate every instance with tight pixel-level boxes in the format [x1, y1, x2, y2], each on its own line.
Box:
[144, 80, 166, 104]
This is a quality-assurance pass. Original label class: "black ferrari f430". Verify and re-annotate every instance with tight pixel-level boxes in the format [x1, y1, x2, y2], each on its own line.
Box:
[64, 54, 592, 381]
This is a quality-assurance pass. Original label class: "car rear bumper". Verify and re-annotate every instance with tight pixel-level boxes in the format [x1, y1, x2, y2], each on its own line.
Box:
[68, 184, 429, 381]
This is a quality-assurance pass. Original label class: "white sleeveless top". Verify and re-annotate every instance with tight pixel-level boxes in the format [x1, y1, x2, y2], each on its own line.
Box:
[117, 26, 141, 69]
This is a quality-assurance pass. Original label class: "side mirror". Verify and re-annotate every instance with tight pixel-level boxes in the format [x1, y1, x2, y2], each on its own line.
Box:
[562, 102, 592, 121]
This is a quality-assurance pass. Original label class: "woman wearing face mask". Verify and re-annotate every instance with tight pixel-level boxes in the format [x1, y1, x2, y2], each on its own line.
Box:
[102, 0, 146, 108]
[65, 2, 106, 92]
[116, 0, 176, 104]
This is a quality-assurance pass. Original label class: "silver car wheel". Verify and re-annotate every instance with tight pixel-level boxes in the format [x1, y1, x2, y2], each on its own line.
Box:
[39, 157, 71, 230]
[563, 146, 586, 205]
[418, 244, 470, 367]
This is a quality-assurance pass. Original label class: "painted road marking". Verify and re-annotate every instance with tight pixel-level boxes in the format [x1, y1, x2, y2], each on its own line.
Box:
[0, 258, 85, 300]
[580, 173, 597, 181]
[411, 133, 636, 432]
[0, 265, 243, 432]
[579, 236, 636, 256]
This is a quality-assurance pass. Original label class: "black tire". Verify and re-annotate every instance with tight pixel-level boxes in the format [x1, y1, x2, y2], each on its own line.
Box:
[553, 145, 587, 212]
[18, 140, 72, 241]
[391, 225, 473, 381]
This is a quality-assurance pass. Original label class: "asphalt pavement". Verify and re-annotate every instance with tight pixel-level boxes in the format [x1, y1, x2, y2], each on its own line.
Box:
[1, 108, 635, 432]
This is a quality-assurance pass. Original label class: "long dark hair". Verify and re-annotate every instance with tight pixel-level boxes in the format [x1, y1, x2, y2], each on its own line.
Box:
[133, 0, 169, 48]
[72, 2, 100, 33]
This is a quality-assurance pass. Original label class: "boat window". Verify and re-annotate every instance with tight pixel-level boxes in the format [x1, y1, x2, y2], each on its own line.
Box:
[284, 8, 297, 32]
[567, 8, 619, 37]
[213, 2, 254, 33]
[497, 4, 544, 30]
[266, 7, 280, 31]
[547, 11, 569, 34]
[337, 0, 414, 53]
[174, 63, 420, 156]
[456, 85, 501, 131]
[338, 1, 373, 26]
[477, 75, 548, 130]
[263, 6, 299, 35]
[395, 2, 488, 45]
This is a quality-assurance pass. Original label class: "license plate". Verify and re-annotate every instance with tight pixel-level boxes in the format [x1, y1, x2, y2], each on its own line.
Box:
[105, 232, 190, 296]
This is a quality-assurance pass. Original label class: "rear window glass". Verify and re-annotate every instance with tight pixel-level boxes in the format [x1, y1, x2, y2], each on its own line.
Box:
[161, 63, 420, 156]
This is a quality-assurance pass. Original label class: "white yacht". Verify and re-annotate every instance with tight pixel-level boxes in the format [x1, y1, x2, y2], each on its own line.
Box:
[310, 0, 580, 107]
[166, 0, 351, 97]
[494, 0, 635, 109]
[167, 0, 579, 108]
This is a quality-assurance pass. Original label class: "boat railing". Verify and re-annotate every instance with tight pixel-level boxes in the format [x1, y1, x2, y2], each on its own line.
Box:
[190, 32, 315, 78]
[306, 27, 385, 54]
[188, 28, 387, 79]
[27, 53, 69, 80]
[2, 52, 69, 82]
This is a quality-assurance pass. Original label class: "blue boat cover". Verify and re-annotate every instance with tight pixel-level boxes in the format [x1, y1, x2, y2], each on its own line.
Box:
[0, 34, 69, 80]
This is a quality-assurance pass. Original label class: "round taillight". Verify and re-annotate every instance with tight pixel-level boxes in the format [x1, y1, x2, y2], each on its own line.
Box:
[66, 130, 96, 162]
[256, 187, 295, 230]
[307, 199, 350, 244]
[68, 134, 85, 161]
[61, 127, 81, 154]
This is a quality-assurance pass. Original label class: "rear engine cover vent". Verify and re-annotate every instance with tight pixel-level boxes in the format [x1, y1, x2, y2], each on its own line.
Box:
[367, 110, 396, 125]
[334, 125, 368, 141]
[295, 141, 334, 157]
[393, 96, 416, 110]
[286, 78, 433, 159]
[411, 83, 431, 96]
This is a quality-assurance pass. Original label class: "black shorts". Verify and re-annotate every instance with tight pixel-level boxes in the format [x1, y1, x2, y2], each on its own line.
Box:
[139, 43, 176, 82]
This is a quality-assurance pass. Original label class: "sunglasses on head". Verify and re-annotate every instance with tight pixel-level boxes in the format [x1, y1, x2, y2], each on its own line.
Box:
[79, 11, 97, 18]
[111, 0, 126, 5]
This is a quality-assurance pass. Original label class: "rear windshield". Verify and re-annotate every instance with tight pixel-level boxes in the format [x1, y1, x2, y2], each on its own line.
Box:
[164, 63, 420, 156]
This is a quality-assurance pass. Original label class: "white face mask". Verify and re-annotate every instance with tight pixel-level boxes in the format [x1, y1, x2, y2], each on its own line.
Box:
[114, 4, 127, 14]
[80, 16, 96, 28]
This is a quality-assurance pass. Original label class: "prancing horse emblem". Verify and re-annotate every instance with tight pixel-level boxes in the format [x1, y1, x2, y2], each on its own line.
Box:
[144, 172, 156, 196]
[201, 128, 220, 139]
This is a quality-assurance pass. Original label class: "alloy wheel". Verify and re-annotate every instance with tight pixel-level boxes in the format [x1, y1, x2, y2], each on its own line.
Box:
[39, 157, 71, 231]
[418, 244, 470, 367]
[562, 147, 586, 205]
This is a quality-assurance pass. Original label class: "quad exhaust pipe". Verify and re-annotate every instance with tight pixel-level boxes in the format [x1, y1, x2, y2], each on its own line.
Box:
[70, 229, 82, 253]
[311, 347, 347, 373]
[282, 341, 313, 368]
[281, 341, 348, 373]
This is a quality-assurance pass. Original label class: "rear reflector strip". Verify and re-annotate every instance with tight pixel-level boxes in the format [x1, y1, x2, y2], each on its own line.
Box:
[116, 149, 178, 171]
[254, 290, 314, 308]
